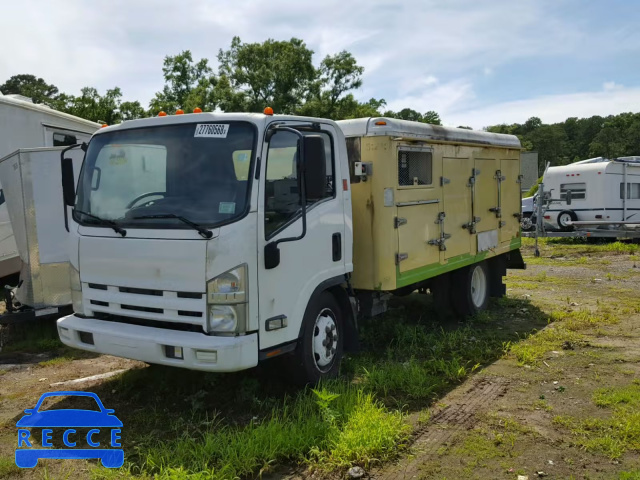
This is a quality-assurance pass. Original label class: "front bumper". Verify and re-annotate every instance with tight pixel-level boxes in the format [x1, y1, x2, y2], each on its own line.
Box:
[57, 315, 258, 372]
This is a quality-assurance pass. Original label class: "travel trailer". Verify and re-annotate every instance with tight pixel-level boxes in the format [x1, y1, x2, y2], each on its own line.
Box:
[542, 157, 640, 231]
[56, 112, 524, 383]
[0, 92, 99, 277]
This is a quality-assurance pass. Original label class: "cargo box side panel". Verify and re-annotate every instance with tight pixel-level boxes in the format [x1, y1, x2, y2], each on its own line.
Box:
[395, 144, 442, 274]
[473, 157, 499, 234]
[499, 157, 521, 243]
[442, 154, 473, 259]
[397, 203, 441, 273]
[351, 137, 397, 291]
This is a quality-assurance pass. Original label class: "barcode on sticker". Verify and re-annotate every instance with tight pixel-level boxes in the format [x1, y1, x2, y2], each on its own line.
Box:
[194, 124, 229, 138]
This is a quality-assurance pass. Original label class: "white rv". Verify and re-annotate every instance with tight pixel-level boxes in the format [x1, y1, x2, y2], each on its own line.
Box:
[0, 92, 99, 277]
[542, 157, 640, 231]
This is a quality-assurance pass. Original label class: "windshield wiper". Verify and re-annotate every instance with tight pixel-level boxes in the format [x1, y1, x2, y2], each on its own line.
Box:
[133, 214, 213, 239]
[74, 210, 127, 237]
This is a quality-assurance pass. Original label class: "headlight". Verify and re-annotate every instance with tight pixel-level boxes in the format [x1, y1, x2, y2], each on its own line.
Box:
[207, 264, 247, 303]
[208, 304, 247, 334]
[207, 265, 248, 334]
[69, 264, 84, 314]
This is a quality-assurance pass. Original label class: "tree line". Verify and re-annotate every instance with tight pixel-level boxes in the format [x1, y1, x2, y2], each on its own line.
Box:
[2, 36, 639, 171]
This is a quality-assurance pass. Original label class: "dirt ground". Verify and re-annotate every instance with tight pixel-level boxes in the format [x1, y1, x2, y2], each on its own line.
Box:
[1, 240, 639, 479]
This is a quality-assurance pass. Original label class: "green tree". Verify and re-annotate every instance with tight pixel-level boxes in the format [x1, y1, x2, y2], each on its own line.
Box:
[297, 51, 375, 119]
[0, 74, 59, 104]
[383, 108, 442, 125]
[215, 37, 316, 114]
[149, 50, 214, 114]
[120, 100, 147, 121]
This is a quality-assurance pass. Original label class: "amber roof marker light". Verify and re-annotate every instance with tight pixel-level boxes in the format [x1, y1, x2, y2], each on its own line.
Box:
[158, 111, 167, 117]
[264, 107, 274, 115]
[175, 109, 184, 115]
[193, 107, 203, 113]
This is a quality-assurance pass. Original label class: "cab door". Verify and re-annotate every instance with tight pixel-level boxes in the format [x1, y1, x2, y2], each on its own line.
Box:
[257, 123, 346, 350]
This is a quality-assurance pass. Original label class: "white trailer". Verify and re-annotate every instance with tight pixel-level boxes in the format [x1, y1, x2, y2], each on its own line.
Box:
[541, 157, 640, 232]
[0, 92, 99, 277]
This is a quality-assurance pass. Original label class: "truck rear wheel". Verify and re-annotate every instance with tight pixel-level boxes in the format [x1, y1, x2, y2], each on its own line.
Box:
[451, 262, 490, 317]
[292, 291, 344, 385]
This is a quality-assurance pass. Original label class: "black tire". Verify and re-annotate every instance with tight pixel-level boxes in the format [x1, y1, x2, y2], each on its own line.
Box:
[291, 291, 344, 385]
[557, 210, 577, 232]
[451, 262, 490, 317]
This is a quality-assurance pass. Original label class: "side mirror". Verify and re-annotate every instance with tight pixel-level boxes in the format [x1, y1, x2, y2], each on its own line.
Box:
[61, 157, 75, 206]
[565, 190, 572, 205]
[302, 135, 327, 200]
[264, 242, 280, 269]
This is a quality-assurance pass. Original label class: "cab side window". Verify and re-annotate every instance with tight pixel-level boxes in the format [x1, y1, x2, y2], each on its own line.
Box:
[264, 129, 334, 238]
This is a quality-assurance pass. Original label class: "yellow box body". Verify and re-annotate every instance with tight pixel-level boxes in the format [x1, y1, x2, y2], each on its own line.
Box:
[349, 135, 522, 291]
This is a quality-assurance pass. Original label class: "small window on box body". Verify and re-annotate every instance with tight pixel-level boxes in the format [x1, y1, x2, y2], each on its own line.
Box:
[398, 150, 432, 186]
[560, 183, 586, 200]
[53, 132, 78, 147]
[620, 183, 640, 199]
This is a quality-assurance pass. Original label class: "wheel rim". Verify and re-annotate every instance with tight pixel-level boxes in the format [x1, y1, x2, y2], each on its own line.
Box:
[470, 265, 487, 308]
[521, 216, 533, 230]
[559, 213, 571, 227]
[312, 308, 338, 372]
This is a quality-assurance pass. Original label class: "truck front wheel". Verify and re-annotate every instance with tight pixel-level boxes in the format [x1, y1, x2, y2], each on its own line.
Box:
[292, 291, 344, 385]
[451, 262, 490, 317]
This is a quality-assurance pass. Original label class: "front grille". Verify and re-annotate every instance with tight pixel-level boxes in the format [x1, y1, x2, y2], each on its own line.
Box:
[121, 304, 163, 314]
[93, 312, 205, 333]
[119, 286, 162, 296]
[177, 292, 203, 299]
[85, 283, 206, 325]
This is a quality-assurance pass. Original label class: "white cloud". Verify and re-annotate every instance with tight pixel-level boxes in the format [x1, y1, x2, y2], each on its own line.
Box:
[0, 0, 638, 122]
[445, 84, 640, 129]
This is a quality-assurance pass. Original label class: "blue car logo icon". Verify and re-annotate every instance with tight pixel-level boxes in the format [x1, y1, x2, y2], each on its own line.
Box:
[15, 391, 123, 468]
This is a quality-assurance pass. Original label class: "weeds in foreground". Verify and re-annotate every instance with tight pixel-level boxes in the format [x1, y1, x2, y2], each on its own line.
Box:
[0, 456, 23, 477]
[554, 383, 640, 459]
[126, 383, 408, 479]
[509, 307, 618, 366]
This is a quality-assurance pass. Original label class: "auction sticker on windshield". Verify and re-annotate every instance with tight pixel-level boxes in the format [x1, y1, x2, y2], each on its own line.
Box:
[194, 124, 229, 138]
[15, 391, 123, 469]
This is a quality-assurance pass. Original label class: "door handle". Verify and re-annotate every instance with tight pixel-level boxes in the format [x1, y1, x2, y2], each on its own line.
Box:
[332, 233, 342, 261]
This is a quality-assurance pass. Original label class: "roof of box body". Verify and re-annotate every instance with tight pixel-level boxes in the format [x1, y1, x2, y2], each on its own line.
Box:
[0, 92, 100, 129]
[336, 117, 521, 149]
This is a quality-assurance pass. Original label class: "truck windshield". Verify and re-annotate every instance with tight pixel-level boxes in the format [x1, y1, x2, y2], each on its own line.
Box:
[75, 122, 255, 229]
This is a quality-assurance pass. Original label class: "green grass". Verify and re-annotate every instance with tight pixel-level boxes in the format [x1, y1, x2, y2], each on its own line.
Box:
[0, 455, 23, 476]
[554, 383, 640, 459]
[124, 383, 408, 479]
[75, 294, 546, 479]
[508, 307, 619, 366]
[38, 355, 77, 367]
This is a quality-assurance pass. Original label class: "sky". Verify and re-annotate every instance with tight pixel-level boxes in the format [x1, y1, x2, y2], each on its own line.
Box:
[1, 0, 640, 129]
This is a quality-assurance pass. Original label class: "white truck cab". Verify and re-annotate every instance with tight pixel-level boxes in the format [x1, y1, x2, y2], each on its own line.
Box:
[58, 112, 353, 382]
